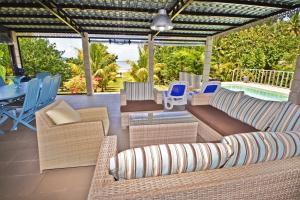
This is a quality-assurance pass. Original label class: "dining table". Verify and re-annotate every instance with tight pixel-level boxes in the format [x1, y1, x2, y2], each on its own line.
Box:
[0, 82, 27, 134]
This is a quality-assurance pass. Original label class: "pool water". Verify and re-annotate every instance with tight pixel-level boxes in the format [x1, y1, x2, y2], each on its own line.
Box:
[221, 84, 288, 101]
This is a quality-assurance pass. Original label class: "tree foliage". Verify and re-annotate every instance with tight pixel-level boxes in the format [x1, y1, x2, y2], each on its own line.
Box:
[128, 45, 205, 85]
[127, 46, 149, 82]
[89, 43, 118, 73]
[0, 44, 12, 80]
[64, 43, 119, 93]
[211, 15, 300, 81]
[19, 38, 71, 82]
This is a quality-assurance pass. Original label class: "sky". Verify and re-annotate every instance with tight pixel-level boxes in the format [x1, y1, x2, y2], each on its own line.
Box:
[48, 38, 139, 62]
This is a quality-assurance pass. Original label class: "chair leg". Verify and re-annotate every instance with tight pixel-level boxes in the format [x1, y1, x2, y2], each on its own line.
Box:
[10, 119, 36, 132]
[0, 114, 8, 125]
[0, 108, 15, 125]
[21, 120, 36, 132]
[11, 119, 20, 131]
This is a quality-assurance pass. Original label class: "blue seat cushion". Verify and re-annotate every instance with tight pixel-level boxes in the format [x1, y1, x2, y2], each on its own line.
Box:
[203, 85, 218, 93]
[170, 85, 186, 96]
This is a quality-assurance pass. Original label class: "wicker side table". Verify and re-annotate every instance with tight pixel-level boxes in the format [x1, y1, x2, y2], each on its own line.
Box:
[129, 111, 198, 148]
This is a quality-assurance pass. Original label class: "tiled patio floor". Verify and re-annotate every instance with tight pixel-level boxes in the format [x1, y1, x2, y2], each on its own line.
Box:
[0, 93, 129, 200]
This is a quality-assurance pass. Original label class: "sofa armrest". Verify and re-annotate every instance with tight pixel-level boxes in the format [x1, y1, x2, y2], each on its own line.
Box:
[88, 136, 117, 199]
[153, 88, 164, 104]
[120, 89, 127, 106]
[189, 93, 213, 105]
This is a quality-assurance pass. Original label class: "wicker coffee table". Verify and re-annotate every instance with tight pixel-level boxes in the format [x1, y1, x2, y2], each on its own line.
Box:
[129, 111, 198, 148]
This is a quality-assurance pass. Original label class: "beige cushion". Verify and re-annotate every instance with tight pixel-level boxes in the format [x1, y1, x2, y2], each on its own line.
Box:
[46, 101, 81, 125]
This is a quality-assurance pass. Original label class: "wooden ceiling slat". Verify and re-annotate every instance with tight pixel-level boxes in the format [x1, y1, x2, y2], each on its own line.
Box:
[0, 0, 298, 40]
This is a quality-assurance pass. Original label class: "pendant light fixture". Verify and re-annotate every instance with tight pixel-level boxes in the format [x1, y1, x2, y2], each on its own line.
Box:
[150, 9, 173, 31]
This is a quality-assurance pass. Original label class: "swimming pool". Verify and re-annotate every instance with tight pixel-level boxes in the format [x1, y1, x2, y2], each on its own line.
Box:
[221, 83, 288, 101]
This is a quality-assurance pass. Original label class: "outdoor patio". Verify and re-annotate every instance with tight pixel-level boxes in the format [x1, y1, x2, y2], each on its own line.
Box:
[0, 1, 300, 200]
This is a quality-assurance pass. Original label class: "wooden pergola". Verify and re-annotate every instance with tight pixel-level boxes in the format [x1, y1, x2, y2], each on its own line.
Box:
[0, 0, 299, 103]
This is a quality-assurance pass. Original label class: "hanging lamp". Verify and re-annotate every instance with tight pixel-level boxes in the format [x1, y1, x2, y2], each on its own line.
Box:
[150, 9, 173, 31]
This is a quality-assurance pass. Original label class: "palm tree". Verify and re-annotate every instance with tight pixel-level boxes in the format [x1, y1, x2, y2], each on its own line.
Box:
[289, 13, 300, 37]
[127, 45, 149, 82]
[68, 43, 119, 92]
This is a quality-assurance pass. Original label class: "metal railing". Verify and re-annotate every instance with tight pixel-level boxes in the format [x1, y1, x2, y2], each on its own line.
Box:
[232, 69, 294, 89]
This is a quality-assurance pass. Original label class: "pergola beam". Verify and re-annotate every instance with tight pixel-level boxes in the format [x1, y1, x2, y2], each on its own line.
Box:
[11, 28, 212, 37]
[180, 11, 262, 19]
[0, 1, 292, 11]
[0, 22, 225, 32]
[36, 0, 83, 35]
[289, 47, 300, 104]
[0, 24, 10, 32]
[81, 32, 94, 96]
[193, 0, 293, 9]
[203, 36, 213, 83]
[16, 34, 206, 42]
[0, 3, 267, 19]
[214, 4, 300, 37]
[9, 31, 22, 69]
[0, 2, 157, 13]
[92, 37, 206, 42]
[0, 14, 241, 26]
[148, 34, 154, 85]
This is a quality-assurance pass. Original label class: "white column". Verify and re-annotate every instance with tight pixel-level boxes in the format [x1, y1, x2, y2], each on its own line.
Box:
[148, 34, 154, 86]
[289, 47, 300, 105]
[203, 36, 213, 83]
[82, 32, 94, 96]
[9, 31, 22, 68]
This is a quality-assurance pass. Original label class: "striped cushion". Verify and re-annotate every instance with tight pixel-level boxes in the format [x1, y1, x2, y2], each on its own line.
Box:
[222, 131, 300, 168]
[124, 82, 153, 100]
[209, 88, 243, 114]
[268, 102, 300, 132]
[228, 95, 282, 131]
[109, 143, 231, 180]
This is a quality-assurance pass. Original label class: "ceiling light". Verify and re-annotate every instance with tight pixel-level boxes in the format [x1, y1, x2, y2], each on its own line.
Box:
[150, 9, 173, 31]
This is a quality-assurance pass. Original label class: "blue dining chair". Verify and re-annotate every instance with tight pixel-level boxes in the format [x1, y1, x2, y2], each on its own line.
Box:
[3, 78, 41, 131]
[0, 76, 5, 87]
[48, 74, 61, 103]
[36, 72, 50, 80]
[0, 102, 9, 134]
[36, 76, 52, 110]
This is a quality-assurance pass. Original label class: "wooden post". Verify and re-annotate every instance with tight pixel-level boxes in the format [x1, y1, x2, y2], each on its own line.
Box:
[203, 36, 213, 83]
[82, 32, 94, 96]
[289, 47, 300, 105]
[148, 34, 154, 86]
[8, 31, 22, 69]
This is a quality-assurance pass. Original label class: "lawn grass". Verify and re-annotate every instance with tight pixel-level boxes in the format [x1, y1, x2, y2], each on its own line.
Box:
[105, 72, 134, 92]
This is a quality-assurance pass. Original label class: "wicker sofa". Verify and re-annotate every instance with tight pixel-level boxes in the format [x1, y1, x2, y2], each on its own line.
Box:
[36, 100, 109, 172]
[120, 82, 164, 127]
[88, 136, 300, 200]
[87, 87, 300, 199]
[186, 88, 298, 142]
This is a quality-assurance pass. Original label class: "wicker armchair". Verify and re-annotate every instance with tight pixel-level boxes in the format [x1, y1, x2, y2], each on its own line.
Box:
[36, 100, 109, 173]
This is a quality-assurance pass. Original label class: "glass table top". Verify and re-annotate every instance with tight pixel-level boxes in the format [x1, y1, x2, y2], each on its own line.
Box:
[129, 111, 198, 126]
